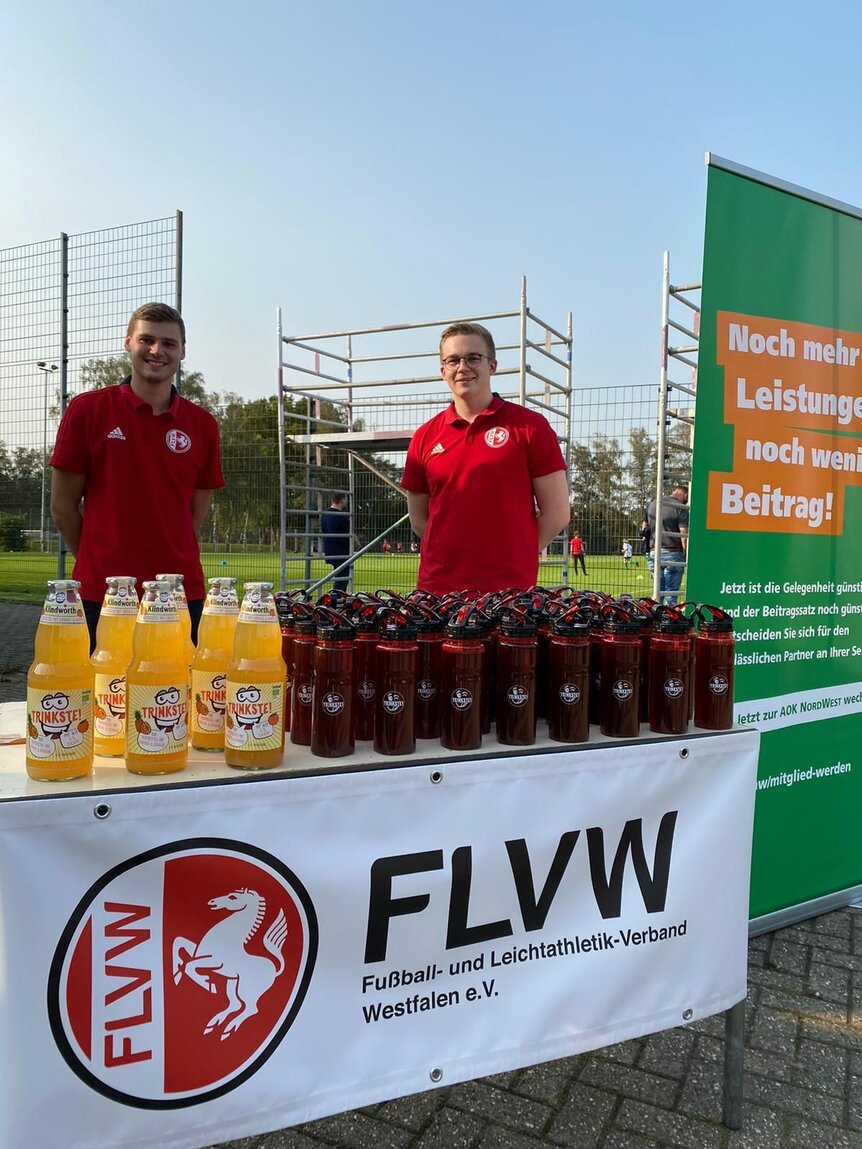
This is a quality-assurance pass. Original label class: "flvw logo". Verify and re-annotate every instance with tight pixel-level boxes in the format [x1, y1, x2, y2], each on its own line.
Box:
[48, 840, 317, 1108]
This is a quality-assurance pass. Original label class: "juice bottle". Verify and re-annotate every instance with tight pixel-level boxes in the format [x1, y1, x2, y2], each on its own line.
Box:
[125, 581, 189, 774]
[310, 607, 355, 758]
[190, 577, 239, 751]
[547, 609, 590, 744]
[91, 576, 138, 757]
[26, 580, 94, 781]
[694, 605, 735, 730]
[156, 573, 195, 668]
[289, 605, 316, 746]
[648, 610, 692, 734]
[440, 604, 484, 751]
[374, 610, 418, 756]
[495, 608, 538, 747]
[599, 608, 641, 738]
[225, 582, 286, 769]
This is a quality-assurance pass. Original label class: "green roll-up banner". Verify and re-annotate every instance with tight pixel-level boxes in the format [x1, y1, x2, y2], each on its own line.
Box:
[689, 158, 862, 919]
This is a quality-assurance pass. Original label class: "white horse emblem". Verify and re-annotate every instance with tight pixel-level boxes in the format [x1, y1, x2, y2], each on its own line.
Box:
[172, 887, 288, 1038]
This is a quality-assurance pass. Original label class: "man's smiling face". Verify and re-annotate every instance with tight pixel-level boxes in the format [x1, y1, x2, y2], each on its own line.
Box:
[124, 319, 185, 385]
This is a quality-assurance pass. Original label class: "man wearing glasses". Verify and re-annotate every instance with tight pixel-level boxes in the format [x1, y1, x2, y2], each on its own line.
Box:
[401, 322, 570, 593]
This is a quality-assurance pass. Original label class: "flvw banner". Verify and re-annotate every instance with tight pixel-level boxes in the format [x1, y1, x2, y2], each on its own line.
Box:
[0, 732, 757, 1149]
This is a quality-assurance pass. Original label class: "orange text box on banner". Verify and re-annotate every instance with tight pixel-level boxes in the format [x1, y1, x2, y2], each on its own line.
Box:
[707, 312, 862, 535]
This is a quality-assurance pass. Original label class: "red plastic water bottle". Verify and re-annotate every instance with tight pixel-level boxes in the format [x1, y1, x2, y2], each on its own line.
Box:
[289, 605, 316, 746]
[414, 608, 445, 740]
[694, 605, 735, 729]
[495, 608, 538, 746]
[648, 608, 691, 735]
[440, 604, 484, 751]
[548, 608, 590, 743]
[599, 607, 641, 738]
[374, 610, 417, 756]
[311, 607, 355, 758]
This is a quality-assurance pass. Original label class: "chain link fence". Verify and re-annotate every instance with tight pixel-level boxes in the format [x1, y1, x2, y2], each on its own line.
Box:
[0, 216, 181, 596]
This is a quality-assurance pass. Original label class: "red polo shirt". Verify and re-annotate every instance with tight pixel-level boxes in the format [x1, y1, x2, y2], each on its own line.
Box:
[401, 394, 566, 593]
[50, 380, 224, 601]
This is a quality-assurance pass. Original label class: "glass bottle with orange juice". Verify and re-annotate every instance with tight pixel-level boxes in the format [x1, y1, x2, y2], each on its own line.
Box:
[191, 577, 239, 751]
[225, 582, 286, 769]
[156, 573, 195, 667]
[91, 575, 138, 757]
[26, 580, 94, 781]
[125, 580, 188, 774]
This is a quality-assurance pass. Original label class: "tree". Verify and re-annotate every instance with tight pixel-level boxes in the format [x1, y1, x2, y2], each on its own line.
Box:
[625, 427, 657, 522]
[569, 434, 626, 554]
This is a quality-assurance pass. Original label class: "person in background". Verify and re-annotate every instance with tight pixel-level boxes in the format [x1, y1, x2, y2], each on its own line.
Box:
[621, 539, 633, 567]
[320, 492, 353, 593]
[402, 322, 569, 593]
[50, 302, 224, 649]
[569, 532, 587, 576]
[646, 483, 689, 606]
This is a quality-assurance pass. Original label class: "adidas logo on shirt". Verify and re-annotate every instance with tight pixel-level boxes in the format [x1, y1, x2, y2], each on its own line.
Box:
[107, 427, 126, 440]
[430, 442, 444, 456]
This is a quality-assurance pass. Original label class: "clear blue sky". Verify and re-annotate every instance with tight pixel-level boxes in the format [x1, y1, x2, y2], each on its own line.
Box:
[3, 0, 861, 399]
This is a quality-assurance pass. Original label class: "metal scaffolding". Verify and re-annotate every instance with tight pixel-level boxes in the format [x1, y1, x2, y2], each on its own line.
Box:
[653, 250, 700, 602]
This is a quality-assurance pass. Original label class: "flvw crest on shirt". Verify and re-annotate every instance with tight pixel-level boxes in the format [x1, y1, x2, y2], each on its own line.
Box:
[484, 427, 509, 449]
[166, 429, 192, 454]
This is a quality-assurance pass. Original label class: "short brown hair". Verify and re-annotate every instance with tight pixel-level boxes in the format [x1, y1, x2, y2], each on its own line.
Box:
[439, 322, 496, 360]
[127, 302, 186, 345]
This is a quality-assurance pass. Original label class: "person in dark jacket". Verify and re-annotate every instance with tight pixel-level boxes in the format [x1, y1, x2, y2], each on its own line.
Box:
[320, 492, 353, 592]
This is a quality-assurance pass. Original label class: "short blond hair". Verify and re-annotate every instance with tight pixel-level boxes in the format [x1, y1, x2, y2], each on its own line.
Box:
[439, 322, 496, 359]
[127, 303, 186, 345]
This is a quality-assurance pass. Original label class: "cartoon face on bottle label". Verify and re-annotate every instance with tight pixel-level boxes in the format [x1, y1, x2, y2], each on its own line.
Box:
[612, 679, 634, 702]
[507, 685, 529, 708]
[27, 687, 92, 760]
[417, 679, 436, 701]
[382, 691, 404, 715]
[709, 674, 730, 695]
[191, 671, 227, 733]
[225, 682, 283, 749]
[663, 678, 685, 700]
[322, 692, 344, 716]
[358, 679, 375, 702]
[559, 682, 581, 705]
[127, 683, 188, 754]
[94, 674, 126, 737]
[451, 688, 473, 711]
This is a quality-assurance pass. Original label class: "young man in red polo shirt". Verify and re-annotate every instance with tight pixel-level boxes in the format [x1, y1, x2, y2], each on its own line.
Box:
[50, 303, 224, 648]
[401, 322, 569, 594]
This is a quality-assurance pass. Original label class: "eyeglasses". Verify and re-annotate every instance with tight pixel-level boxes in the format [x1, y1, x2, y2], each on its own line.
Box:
[441, 353, 489, 370]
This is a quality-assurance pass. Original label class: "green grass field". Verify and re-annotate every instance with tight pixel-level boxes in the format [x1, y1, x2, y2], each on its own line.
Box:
[0, 550, 676, 604]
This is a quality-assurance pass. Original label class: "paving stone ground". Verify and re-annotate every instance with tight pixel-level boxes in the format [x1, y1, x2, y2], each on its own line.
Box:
[1, 604, 859, 1148]
[204, 910, 862, 1149]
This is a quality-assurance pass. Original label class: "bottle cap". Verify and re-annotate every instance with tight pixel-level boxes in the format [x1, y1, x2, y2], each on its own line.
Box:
[314, 606, 354, 642]
[498, 607, 537, 638]
[291, 602, 316, 635]
[695, 604, 734, 634]
[445, 603, 486, 639]
[551, 607, 591, 637]
[378, 608, 418, 641]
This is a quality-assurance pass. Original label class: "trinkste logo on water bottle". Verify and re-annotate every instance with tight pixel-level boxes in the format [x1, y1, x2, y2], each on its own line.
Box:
[382, 691, 404, 714]
[663, 679, 685, 700]
[48, 839, 317, 1109]
[612, 680, 634, 702]
[709, 675, 730, 695]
